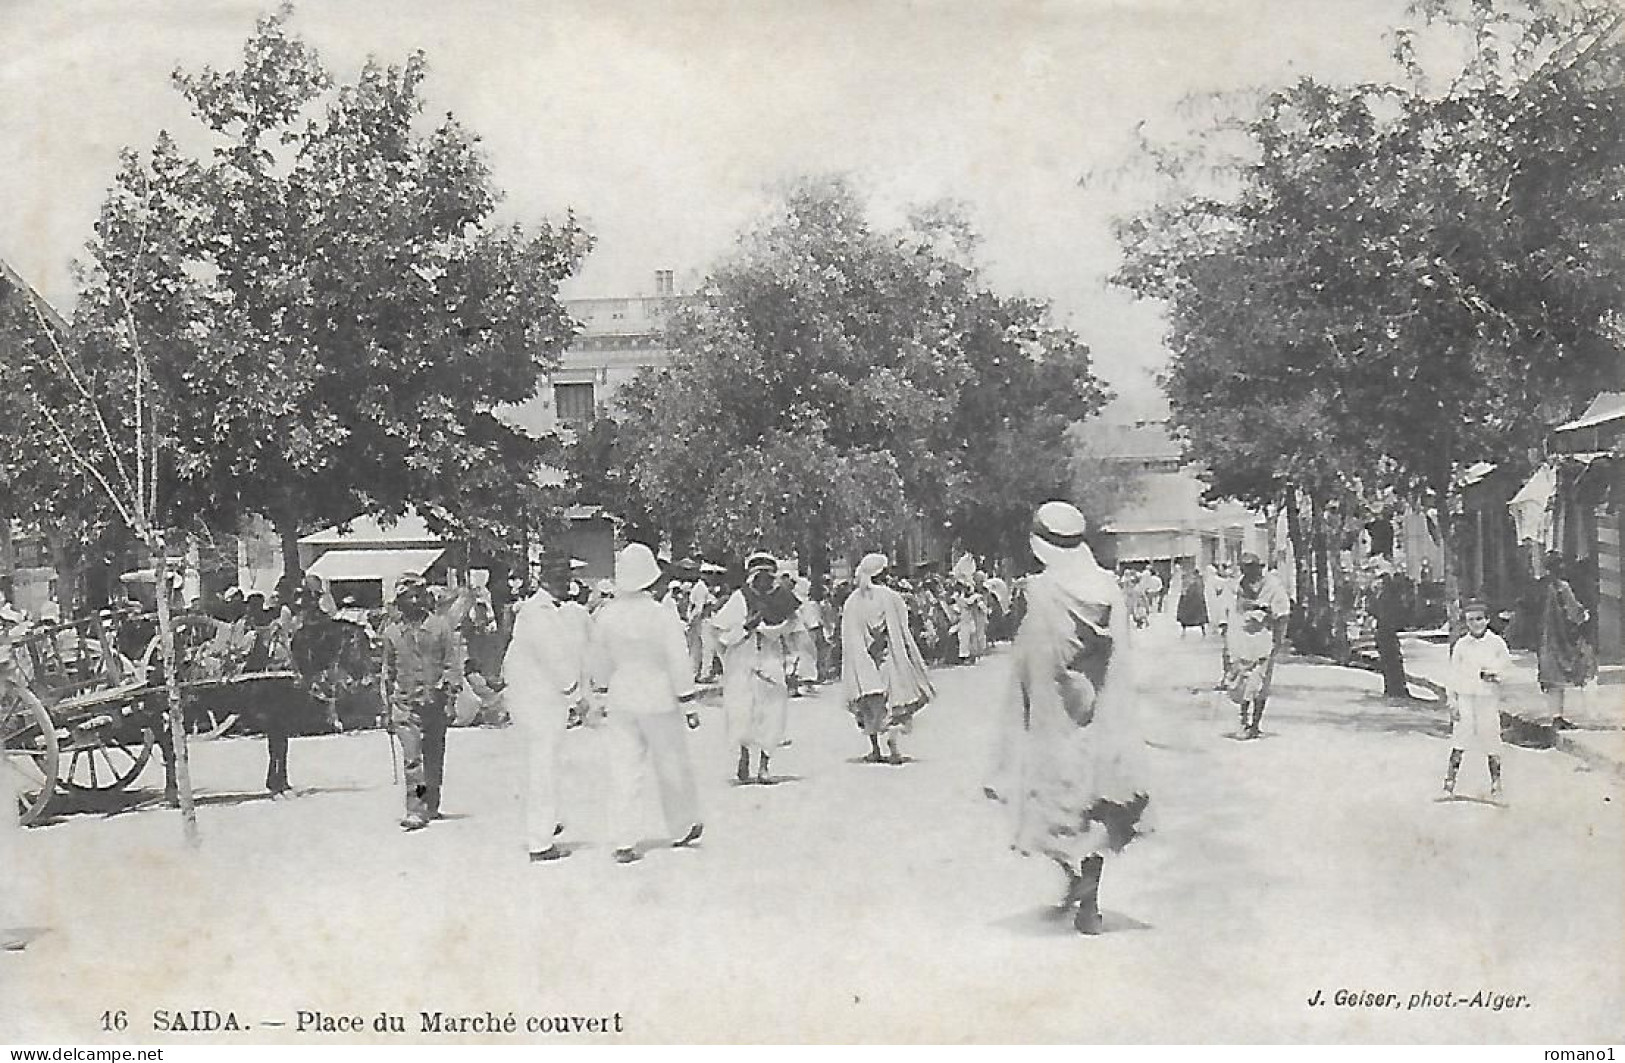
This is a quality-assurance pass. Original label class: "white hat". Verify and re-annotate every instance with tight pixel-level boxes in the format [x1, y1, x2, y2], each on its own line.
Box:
[1030, 501, 1091, 570]
[856, 553, 888, 579]
[615, 543, 663, 594]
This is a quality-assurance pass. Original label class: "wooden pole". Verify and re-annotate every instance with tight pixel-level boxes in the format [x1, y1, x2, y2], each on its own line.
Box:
[150, 534, 199, 848]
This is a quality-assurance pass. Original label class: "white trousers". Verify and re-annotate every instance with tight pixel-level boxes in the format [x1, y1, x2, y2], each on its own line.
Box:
[517, 705, 569, 853]
[606, 712, 699, 850]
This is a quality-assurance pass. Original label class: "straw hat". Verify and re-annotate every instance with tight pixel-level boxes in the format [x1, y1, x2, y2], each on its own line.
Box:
[1029, 500, 1090, 570]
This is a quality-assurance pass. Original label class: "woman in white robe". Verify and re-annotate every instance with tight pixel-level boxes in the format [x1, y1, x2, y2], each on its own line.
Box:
[715, 555, 796, 784]
[840, 554, 934, 764]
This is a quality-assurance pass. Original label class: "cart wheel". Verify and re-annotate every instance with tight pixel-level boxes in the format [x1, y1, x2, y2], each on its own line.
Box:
[199, 711, 240, 740]
[62, 727, 156, 793]
[3, 693, 60, 826]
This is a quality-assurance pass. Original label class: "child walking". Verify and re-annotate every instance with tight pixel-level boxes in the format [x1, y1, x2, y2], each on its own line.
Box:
[1443, 600, 1512, 802]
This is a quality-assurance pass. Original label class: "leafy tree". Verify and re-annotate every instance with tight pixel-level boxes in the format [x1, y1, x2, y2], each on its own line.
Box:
[81, 4, 588, 591]
[604, 177, 1108, 576]
[1115, 0, 1624, 639]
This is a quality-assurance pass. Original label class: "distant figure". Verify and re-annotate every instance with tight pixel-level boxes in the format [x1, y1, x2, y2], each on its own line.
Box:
[1535, 552, 1595, 729]
[714, 554, 796, 784]
[840, 554, 934, 765]
[1123, 571, 1151, 629]
[1141, 569, 1165, 614]
[1224, 553, 1292, 739]
[1442, 600, 1510, 802]
[381, 576, 461, 832]
[1176, 566, 1208, 635]
[1371, 566, 1412, 699]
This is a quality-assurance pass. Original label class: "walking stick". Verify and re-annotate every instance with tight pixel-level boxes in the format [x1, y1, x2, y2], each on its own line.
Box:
[382, 669, 400, 786]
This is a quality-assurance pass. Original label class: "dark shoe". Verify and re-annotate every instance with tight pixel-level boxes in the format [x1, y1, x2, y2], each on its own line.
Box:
[736, 747, 751, 784]
[529, 846, 569, 863]
[862, 750, 885, 764]
[674, 823, 704, 847]
[1073, 855, 1104, 935]
[613, 847, 642, 864]
[886, 752, 904, 765]
[757, 751, 770, 783]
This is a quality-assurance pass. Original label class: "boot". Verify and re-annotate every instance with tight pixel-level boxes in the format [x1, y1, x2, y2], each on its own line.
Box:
[864, 735, 885, 764]
[757, 751, 771, 785]
[1488, 755, 1504, 802]
[1058, 861, 1085, 911]
[1247, 699, 1265, 738]
[736, 745, 751, 784]
[1442, 749, 1463, 797]
[1073, 855, 1105, 935]
[885, 738, 904, 766]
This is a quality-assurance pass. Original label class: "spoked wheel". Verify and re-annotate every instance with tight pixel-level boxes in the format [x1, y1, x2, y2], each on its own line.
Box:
[61, 728, 155, 793]
[3, 692, 60, 826]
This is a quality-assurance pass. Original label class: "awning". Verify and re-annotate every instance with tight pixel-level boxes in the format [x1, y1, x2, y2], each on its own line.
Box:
[1554, 392, 1625, 434]
[1457, 461, 1498, 488]
[1507, 464, 1556, 544]
[306, 548, 445, 586]
[1111, 529, 1188, 562]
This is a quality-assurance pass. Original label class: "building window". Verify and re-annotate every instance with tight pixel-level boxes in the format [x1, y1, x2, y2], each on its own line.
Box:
[554, 382, 596, 427]
[654, 270, 675, 296]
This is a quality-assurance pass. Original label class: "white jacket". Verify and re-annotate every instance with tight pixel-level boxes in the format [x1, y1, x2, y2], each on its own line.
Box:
[587, 593, 698, 717]
[502, 590, 584, 720]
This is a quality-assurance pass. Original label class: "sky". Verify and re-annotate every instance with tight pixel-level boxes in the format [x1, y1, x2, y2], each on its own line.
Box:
[0, 0, 1418, 411]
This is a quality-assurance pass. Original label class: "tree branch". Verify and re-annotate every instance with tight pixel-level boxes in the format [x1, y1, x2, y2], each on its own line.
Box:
[27, 300, 138, 502]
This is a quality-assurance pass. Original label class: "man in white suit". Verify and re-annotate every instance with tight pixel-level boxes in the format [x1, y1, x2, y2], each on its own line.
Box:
[502, 564, 587, 862]
[589, 544, 704, 864]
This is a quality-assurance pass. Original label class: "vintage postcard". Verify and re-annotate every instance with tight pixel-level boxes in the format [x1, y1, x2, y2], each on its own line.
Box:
[2, 0, 1622, 1048]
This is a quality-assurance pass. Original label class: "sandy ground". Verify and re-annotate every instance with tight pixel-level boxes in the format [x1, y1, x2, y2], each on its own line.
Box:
[3, 617, 1622, 1044]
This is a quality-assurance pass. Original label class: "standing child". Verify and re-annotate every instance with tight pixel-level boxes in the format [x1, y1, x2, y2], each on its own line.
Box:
[1443, 600, 1511, 802]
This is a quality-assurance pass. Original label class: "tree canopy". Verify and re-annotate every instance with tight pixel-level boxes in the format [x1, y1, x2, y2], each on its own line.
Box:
[20, 4, 589, 589]
[601, 177, 1109, 573]
[1114, 0, 1625, 633]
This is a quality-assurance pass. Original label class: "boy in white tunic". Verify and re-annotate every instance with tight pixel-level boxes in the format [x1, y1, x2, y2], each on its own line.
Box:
[1443, 600, 1511, 802]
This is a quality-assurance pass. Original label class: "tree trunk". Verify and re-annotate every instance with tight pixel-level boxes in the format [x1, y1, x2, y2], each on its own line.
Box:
[1284, 487, 1311, 649]
[1303, 489, 1331, 654]
[1435, 467, 1462, 642]
[0, 516, 14, 602]
[807, 536, 831, 587]
[150, 535, 200, 848]
[276, 514, 304, 601]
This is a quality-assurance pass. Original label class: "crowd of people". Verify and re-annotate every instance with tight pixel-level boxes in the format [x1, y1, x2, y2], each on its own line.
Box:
[381, 501, 1152, 934]
[11, 497, 1602, 948]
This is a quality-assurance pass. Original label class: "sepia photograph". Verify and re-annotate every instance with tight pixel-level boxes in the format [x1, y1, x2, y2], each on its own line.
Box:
[2, 0, 1622, 1048]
